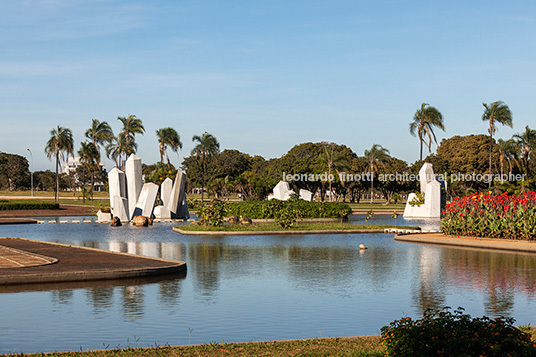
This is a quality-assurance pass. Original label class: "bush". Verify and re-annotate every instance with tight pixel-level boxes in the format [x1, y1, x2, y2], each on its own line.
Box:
[0, 202, 59, 211]
[441, 191, 536, 240]
[381, 307, 536, 356]
[197, 199, 228, 227]
[224, 200, 351, 220]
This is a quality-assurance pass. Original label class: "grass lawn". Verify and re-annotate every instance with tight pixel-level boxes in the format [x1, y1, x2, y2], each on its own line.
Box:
[178, 221, 418, 232]
[0, 198, 107, 209]
[1, 336, 384, 356]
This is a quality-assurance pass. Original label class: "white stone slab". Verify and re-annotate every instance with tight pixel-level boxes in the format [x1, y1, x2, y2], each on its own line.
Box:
[403, 163, 443, 218]
[125, 154, 143, 219]
[161, 177, 173, 207]
[112, 196, 129, 222]
[133, 182, 159, 218]
[154, 205, 171, 220]
[269, 181, 294, 200]
[299, 189, 313, 201]
[108, 168, 126, 212]
[166, 170, 189, 219]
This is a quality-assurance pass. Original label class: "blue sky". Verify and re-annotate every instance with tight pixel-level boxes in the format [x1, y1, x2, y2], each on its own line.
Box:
[1, 0, 536, 171]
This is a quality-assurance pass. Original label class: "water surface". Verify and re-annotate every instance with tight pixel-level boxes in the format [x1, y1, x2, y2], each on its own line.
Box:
[0, 215, 535, 353]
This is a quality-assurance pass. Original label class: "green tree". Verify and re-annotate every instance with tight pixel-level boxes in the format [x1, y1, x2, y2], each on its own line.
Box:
[117, 114, 145, 162]
[0, 152, 30, 191]
[105, 133, 128, 169]
[78, 141, 100, 202]
[191, 132, 220, 201]
[482, 101, 513, 180]
[44, 126, 74, 201]
[497, 138, 520, 179]
[156, 127, 182, 169]
[364, 144, 390, 203]
[409, 103, 445, 163]
[513, 125, 536, 178]
[85, 119, 114, 157]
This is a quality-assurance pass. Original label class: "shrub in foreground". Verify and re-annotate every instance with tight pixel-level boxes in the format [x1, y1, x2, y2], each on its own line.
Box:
[381, 307, 535, 356]
[0, 202, 59, 211]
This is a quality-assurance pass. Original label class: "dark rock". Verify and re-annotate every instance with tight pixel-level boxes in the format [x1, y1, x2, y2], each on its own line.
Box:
[228, 215, 240, 224]
[132, 215, 149, 227]
[110, 216, 122, 227]
[241, 217, 252, 225]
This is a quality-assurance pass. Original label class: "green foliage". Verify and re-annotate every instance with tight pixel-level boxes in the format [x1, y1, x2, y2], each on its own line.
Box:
[197, 199, 228, 227]
[0, 202, 59, 211]
[381, 307, 536, 356]
[223, 200, 351, 220]
[408, 191, 425, 206]
[0, 152, 30, 190]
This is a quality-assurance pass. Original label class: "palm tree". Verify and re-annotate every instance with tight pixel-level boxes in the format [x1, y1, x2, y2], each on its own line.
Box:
[513, 126, 536, 177]
[321, 143, 345, 202]
[409, 103, 445, 162]
[497, 138, 520, 180]
[85, 119, 114, 158]
[364, 144, 390, 203]
[118, 114, 145, 162]
[482, 101, 513, 180]
[191, 132, 220, 201]
[44, 126, 74, 201]
[156, 127, 183, 169]
[78, 141, 99, 202]
[105, 133, 128, 169]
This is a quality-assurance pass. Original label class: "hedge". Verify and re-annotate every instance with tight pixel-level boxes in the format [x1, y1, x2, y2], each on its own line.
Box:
[191, 200, 352, 219]
[0, 202, 60, 211]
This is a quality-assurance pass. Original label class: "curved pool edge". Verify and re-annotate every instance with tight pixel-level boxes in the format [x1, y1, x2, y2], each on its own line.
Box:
[395, 233, 536, 253]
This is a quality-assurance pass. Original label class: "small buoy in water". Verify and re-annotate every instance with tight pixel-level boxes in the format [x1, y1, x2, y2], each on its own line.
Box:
[359, 244, 367, 250]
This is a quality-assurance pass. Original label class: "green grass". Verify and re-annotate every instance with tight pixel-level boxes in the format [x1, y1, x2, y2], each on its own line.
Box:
[178, 222, 419, 232]
[1, 336, 384, 356]
[0, 198, 107, 209]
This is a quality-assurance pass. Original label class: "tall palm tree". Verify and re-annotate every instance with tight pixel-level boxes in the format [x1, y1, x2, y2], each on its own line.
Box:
[497, 138, 520, 180]
[364, 144, 390, 203]
[482, 101, 513, 181]
[409, 103, 445, 162]
[78, 141, 99, 202]
[105, 133, 128, 169]
[513, 125, 536, 177]
[118, 114, 144, 163]
[44, 126, 74, 201]
[191, 132, 220, 201]
[321, 143, 345, 202]
[85, 119, 114, 158]
[156, 127, 183, 169]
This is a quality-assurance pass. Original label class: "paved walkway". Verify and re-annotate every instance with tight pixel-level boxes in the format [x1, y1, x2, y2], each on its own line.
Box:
[395, 233, 536, 253]
[0, 237, 186, 285]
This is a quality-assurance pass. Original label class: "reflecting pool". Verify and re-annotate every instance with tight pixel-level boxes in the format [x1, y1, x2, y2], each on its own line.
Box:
[0, 215, 535, 353]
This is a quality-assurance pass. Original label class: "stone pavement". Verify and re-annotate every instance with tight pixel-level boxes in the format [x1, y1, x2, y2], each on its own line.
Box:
[0, 237, 186, 285]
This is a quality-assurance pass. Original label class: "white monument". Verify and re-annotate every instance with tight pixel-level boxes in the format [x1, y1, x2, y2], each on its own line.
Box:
[299, 189, 313, 201]
[403, 163, 444, 218]
[125, 154, 143, 219]
[108, 168, 129, 222]
[166, 170, 189, 219]
[133, 182, 159, 218]
[268, 181, 294, 200]
[160, 177, 173, 207]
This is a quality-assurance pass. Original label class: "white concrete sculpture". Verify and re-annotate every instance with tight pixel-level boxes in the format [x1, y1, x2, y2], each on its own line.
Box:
[153, 205, 171, 220]
[166, 170, 189, 219]
[108, 168, 126, 211]
[125, 154, 143, 219]
[133, 182, 159, 217]
[268, 181, 295, 200]
[161, 177, 173, 207]
[113, 196, 130, 222]
[299, 189, 313, 201]
[403, 163, 443, 218]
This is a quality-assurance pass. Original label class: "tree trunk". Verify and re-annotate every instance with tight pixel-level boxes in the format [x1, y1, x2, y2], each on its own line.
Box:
[370, 161, 374, 204]
[489, 133, 493, 189]
[55, 152, 59, 201]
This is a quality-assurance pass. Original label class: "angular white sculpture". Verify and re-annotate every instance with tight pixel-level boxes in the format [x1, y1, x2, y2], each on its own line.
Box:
[161, 177, 173, 207]
[133, 182, 159, 218]
[166, 170, 189, 219]
[299, 189, 313, 201]
[153, 205, 171, 220]
[113, 196, 130, 222]
[125, 154, 143, 219]
[403, 163, 443, 218]
[108, 167, 126, 212]
[268, 181, 294, 200]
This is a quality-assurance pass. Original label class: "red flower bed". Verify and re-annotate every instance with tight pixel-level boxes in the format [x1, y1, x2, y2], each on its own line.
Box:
[441, 191, 536, 240]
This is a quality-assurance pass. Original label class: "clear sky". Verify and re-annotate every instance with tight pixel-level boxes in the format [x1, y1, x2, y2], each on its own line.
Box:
[1, 0, 535, 171]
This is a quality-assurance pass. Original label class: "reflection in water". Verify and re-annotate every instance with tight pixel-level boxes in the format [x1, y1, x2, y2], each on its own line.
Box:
[1, 220, 536, 353]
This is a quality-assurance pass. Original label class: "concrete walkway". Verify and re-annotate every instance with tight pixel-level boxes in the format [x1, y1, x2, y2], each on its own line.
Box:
[395, 233, 536, 253]
[0, 237, 186, 285]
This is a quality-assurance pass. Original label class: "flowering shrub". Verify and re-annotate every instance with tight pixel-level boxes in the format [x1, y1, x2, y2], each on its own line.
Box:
[380, 307, 536, 356]
[441, 191, 536, 240]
